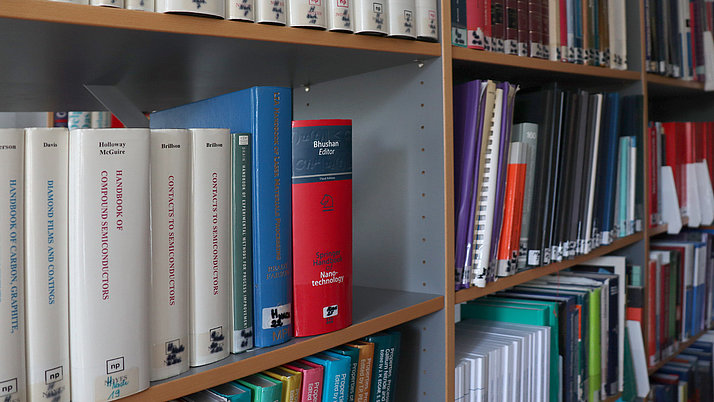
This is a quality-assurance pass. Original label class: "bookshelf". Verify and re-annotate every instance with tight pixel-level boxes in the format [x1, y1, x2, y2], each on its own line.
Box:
[0, 0, 712, 401]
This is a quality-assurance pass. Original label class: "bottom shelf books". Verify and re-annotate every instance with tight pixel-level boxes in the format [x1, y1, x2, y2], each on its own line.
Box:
[456, 256, 627, 402]
[176, 330, 401, 402]
[650, 331, 714, 401]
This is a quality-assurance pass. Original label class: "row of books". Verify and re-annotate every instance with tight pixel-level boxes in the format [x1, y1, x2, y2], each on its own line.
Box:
[648, 121, 714, 231]
[641, 231, 714, 369]
[0, 87, 354, 402]
[643, 0, 714, 82]
[48, 0, 439, 41]
[456, 255, 628, 402]
[178, 331, 401, 402]
[649, 331, 714, 401]
[450, 0, 628, 70]
[454, 80, 643, 289]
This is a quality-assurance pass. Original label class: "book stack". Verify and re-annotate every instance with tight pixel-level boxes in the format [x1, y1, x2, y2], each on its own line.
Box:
[648, 121, 714, 229]
[455, 79, 643, 289]
[643, 0, 714, 82]
[451, 0, 628, 69]
[650, 331, 714, 401]
[458, 255, 627, 401]
[47, 0, 439, 41]
[177, 330, 400, 402]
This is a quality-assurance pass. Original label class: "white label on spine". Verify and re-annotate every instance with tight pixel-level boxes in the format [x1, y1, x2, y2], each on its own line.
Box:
[262, 304, 292, 329]
[228, 0, 255, 20]
[256, 0, 286, 24]
[327, 0, 353, 31]
[288, 0, 326, 27]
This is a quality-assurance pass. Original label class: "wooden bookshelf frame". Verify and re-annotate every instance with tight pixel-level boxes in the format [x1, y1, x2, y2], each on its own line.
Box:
[647, 329, 709, 375]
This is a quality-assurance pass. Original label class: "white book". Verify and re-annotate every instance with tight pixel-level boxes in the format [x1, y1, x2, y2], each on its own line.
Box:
[696, 161, 714, 225]
[90, 0, 124, 6]
[609, 0, 627, 70]
[386, 0, 415, 38]
[679, 0, 692, 80]
[126, 0, 155, 10]
[91, 111, 111, 129]
[24, 128, 71, 402]
[150, 129, 190, 381]
[68, 112, 91, 130]
[287, 0, 326, 28]
[255, 0, 286, 24]
[325, 0, 353, 32]
[548, 0, 559, 62]
[584, 94, 602, 254]
[660, 166, 683, 234]
[227, 0, 255, 20]
[626, 320, 650, 398]
[414, 0, 436, 40]
[353, 0, 386, 34]
[686, 162, 702, 227]
[189, 128, 231, 367]
[471, 88, 504, 288]
[628, 136, 636, 234]
[156, 0, 226, 18]
[68, 128, 151, 402]
[0, 129, 26, 402]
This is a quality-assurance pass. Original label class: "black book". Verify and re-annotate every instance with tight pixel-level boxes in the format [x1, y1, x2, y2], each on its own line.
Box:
[543, 90, 567, 263]
[553, 91, 577, 262]
[567, 90, 589, 258]
[578, 93, 601, 255]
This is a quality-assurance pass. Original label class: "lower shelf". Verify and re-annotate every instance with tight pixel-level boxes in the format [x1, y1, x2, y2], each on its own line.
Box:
[454, 232, 644, 304]
[647, 328, 710, 375]
[122, 286, 443, 401]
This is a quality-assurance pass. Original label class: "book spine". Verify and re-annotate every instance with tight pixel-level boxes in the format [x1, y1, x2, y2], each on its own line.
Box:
[415, 0, 438, 39]
[68, 112, 91, 130]
[232, 133, 254, 354]
[90, 111, 111, 128]
[90, 0, 124, 6]
[649, 124, 659, 226]
[528, 0, 543, 57]
[483, 0, 493, 50]
[496, 142, 527, 277]
[548, 0, 559, 60]
[628, 136, 637, 234]
[288, 0, 326, 28]
[24, 128, 70, 402]
[68, 128, 151, 401]
[468, 0, 486, 48]
[125, 0, 154, 11]
[559, 0, 568, 60]
[326, 0, 353, 31]
[228, 0, 255, 20]
[292, 120, 353, 337]
[647, 258, 658, 366]
[189, 128, 231, 367]
[0, 129, 25, 402]
[491, 0, 506, 52]
[155, 0, 225, 16]
[150, 129, 190, 380]
[387, 0, 417, 37]
[252, 87, 293, 348]
[256, 0, 287, 24]
[354, 0, 387, 33]
[505, 0, 520, 54]
[349, 343, 374, 402]
[517, 0, 530, 55]
[512, 123, 538, 271]
[598, 0, 609, 66]
[452, 0, 468, 46]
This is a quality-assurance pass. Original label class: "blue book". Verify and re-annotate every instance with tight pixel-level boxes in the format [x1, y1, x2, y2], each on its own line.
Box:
[363, 332, 396, 402]
[150, 86, 294, 347]
[304, 352, 351, 402]
[596, 92, 620, 244]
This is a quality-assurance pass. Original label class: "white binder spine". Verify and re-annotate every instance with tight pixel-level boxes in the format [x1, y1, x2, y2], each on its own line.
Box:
[25, 128, 71, 402]
[255, 0, 287, 24]
[326, 0, 353, 31]
[387, 0, 416, 37]
[156, 0, 226, 17]
[287, 0, 326, 28]
[126, 0, 155, 10]
[228, 0, 255, 20]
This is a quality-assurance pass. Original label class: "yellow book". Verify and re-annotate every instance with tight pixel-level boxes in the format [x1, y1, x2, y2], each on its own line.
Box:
[346, 341, 375, 402]
[264, 367, 302, 402]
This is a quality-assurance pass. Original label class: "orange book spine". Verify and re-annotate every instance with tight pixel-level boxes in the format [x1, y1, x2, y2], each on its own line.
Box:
[496, 142, 528, 277]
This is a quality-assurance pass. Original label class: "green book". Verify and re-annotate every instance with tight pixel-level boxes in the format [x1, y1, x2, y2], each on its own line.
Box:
[476, 297, 561, 402]
[386, 330, 401, 402]
[231, 132, 253, 353]
[621, 326, 637, 402]
[330, 345, 360, 402]
[587, 286, 602, 402]
[363, 332, 395, 402]
[237, 374, 282, 402]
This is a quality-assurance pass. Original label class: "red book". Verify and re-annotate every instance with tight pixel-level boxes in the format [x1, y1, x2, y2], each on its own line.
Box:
[517, 0, 529, 55]
[662, 122, 687, 213]
[291, 119, 353, 337]
[284, 359, 325, 402]
[559, 0, 567, 61]
[540, 0, 548, 59]
[648, 123, 659, 227]
[505, 0, 519, 54]
[708, 122, 714, 182]
[647, 258, 658, 367]
[661, 258, 670, 354]
[496, 142, 528, 277]
[491, 0, 506, 52]
[527, 0, 542, 57]
[484, 0, 493, 50]
[467, 0, 487, 49]
[682, 122, 697, 164]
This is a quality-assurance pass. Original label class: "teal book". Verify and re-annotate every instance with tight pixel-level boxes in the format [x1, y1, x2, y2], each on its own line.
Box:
[330, 345, 360, 402]
[587, 287, 602, 402]
[231, 132, 253, 353]
[304, 352, 351, 402]
[210, 381, 253, 401]
[150, 86, 294, 348]
[471, 297, 560, 402]
[385, 330, 401, 402]
[363, 332, 395, 402]
[237, 374, 282, 402]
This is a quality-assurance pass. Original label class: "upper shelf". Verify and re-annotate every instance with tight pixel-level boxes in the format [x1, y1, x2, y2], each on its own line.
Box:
[646, 73, 707, 98]
[452, 46, 641, 87]
[0, 0, 440, 111]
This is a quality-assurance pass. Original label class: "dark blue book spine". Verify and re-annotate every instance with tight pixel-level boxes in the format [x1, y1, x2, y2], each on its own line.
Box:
[598, 93, 620, 243]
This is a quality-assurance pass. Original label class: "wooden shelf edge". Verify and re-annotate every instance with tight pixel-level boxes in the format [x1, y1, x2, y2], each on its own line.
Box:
[1, 0, 441, 57]
[647, 328, 709, 375]
[454, 232, 644, 304]
[452, 46, 641, 80]
[648, 224, 668, 237]
[121, 293, 444, 401]
[645, 73, 705, 91]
